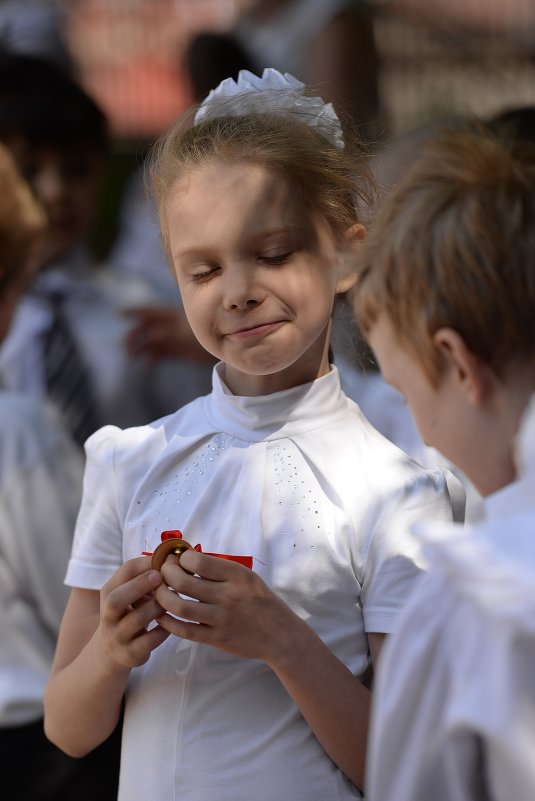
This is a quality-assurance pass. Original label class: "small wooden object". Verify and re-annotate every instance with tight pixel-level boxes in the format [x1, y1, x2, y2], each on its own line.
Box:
[150, 536, 194, 572]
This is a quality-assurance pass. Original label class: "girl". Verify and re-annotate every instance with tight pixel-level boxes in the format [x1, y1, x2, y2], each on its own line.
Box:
[44, 69, 462, 801]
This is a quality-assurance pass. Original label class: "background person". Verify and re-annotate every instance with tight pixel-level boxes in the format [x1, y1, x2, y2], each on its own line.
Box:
[0, 142, 120, 801]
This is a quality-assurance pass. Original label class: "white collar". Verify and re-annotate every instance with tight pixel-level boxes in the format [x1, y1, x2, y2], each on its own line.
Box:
[203, 362, 350, 442]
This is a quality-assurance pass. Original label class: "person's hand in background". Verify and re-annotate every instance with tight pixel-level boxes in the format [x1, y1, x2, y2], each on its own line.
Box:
[123, 305, 216, 365]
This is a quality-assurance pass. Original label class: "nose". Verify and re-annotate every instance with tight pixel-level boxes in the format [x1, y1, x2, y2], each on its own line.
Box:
[33, 165, 68, 211]
[222, 266, 264, 311]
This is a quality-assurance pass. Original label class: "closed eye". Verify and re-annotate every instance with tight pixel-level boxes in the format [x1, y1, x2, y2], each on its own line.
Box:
[258, 252, 293, 266]
[191, 265, 220, 283]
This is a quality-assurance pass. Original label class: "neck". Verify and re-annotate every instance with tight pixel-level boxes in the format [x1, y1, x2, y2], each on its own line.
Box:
[223, 360, 332, 397]
[471, 368, 535, 497]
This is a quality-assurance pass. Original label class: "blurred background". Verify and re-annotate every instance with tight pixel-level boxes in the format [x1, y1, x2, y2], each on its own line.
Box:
[2, 0, 534, 258]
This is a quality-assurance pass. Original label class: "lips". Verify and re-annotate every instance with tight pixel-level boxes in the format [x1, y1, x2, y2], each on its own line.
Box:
[227, 320, 286, 338]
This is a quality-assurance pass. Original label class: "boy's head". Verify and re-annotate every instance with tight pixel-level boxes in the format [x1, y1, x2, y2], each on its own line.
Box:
[353, 127, 535, 493]
[355, 127, 535, 384]
[0, 53, 108, 265]
[0, 143, 46, 341]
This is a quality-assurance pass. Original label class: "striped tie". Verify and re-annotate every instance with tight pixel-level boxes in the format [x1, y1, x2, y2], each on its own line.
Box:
[42, 290, 102, 447]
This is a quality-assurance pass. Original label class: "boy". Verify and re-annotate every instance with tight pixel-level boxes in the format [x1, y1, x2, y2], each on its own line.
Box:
[0, 53, 210, 446]
[354, 127, 535, 800]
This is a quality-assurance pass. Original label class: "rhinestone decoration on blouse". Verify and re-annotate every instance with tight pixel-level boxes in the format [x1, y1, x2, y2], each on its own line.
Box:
[129, 435, 230, 543]
[269, 442, 323, 550]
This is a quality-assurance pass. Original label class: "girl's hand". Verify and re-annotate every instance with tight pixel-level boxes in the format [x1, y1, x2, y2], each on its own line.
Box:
[153, 550, 303, 664]
[98, 556, 171, 671]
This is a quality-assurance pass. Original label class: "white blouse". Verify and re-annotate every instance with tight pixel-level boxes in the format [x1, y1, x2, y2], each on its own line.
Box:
[67, 364, 461, 801]
[367, 396, 535, 801]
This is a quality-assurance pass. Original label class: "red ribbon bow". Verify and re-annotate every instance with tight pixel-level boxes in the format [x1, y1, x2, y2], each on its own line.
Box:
[143, 530, 253, 569]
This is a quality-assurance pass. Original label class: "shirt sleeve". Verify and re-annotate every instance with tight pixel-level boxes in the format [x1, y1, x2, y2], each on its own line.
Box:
[65, 425, 125, 589]
[360, 467, 462, 633]
[367, 568, 535, 801]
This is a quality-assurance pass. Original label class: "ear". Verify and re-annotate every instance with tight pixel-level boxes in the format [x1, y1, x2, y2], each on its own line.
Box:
[335, 224, 366, 294]
[433, 327, 492, 405]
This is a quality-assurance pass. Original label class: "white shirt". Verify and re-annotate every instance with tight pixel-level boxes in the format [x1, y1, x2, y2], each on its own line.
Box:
[0, 392, 83, 726]
[66, 364, 462, 801]
[366, 396, 535, 801]
[0, 248, 212, 433]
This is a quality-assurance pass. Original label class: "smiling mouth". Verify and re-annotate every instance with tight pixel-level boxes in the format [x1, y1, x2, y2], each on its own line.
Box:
[228, 320, 286, 338]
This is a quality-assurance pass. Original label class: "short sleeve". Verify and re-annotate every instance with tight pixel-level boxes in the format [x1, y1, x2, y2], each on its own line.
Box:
[360, 468, 463, 633]
[65, 425, 124, 589]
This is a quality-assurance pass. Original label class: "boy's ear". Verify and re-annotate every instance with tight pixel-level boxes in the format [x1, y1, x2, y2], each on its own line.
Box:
[433, 327, 492, 405]
[336, 224, 366, 294]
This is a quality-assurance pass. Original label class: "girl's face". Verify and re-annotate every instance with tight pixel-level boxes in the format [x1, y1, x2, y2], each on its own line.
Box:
[166, 161, 355, 395]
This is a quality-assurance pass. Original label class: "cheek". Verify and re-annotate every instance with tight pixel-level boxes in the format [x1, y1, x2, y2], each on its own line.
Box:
[180, 293, 213, 339]
[295, 272, 337, 316]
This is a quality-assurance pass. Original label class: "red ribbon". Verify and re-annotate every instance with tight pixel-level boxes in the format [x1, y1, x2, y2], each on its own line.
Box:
[143, 529, 253, 569]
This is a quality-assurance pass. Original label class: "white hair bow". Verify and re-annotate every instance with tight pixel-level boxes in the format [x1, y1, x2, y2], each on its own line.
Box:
[194, 68, 344, 150]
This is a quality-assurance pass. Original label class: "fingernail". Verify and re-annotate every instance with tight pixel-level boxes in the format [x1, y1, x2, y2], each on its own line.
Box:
[147, 570, 161, 585]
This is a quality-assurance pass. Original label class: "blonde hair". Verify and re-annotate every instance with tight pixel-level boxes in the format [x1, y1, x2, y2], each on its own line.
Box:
[354, 127, 535, 384]
[0, 143, 46, 296]
[148, 103, 373, 251]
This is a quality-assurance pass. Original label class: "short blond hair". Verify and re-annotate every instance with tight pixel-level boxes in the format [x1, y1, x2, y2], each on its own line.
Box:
[354, 127, 535, 384]
[0, 143, 46, 295]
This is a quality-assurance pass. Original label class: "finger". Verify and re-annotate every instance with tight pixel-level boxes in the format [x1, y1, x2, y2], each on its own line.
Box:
[160, 560, 228, 605]
[103, 569, 162, 622]
[154, 584, 218, 627]
[124, 623, 171, 666]
[103, 556, 154, 593]
[179, 550, 248, 582]
[117, 596, 168, 640]
[156, 612, 214, 645]
[139, 624, 171, 651]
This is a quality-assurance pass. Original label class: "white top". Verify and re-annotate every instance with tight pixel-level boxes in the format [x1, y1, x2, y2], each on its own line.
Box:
[366, 396, 535, 801]
[0, 247, 212, 433]
[0, 392, 83, 726]
[337, 358, 483, 522]
[66, 364, 462, 801]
